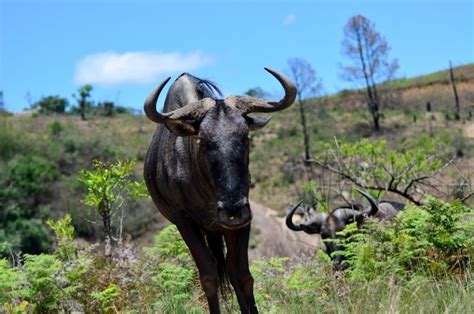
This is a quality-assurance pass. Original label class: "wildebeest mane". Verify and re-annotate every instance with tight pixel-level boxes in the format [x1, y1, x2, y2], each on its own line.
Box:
[177, 73, 223, 99]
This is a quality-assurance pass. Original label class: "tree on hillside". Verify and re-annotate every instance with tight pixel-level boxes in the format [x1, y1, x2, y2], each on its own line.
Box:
[287, 58, 322, 174]
[341, 15, 398, 132]
[449, 61, 461, 120]
[97, 101, 115, 117]
[244, 87, 268, 98]
[33, 95, 68, 114]
[73, 85, 93, 121]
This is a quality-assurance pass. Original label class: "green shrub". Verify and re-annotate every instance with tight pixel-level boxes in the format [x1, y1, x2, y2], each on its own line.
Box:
[3, 155, 58, 203]
[0, 120, 29, 160]
[23, 254, 65, 312]
[47, 120, 64, 138]
[151, 262, 196, 311]
[313, 137, 452, 203]
[0, 218, 51, 255]
[143, 225, 201, 312]
[33, 95, 68, 114]
[0, 259, 24, 304]
[78, 158, 147, 255]
[90, 283, 121, 312]
[339, 197, 473, 280]
[0, 155, 58, 256]
[47, 214, 76, 261]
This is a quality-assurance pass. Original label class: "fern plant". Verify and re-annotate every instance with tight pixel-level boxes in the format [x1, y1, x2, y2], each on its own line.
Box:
[338, 197, 473, 281]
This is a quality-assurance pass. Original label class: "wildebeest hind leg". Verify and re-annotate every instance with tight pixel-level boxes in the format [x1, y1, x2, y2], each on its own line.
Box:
[175, 218, 220, 314]
[224, 225, 258, 314]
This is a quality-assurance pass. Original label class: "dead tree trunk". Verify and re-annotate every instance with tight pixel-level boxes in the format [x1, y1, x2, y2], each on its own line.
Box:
[297, 99, 311, 162]
[297, 97, 313, 181]
[357, 33, 381, 132]
[80, 100, 86, 121]
[449, 61, 461, 120]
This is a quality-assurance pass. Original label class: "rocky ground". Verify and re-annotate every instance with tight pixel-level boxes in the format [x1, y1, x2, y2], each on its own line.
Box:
[248, 201, 321, 260]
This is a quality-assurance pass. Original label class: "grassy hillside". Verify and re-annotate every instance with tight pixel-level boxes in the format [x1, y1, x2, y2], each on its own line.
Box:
[0, 114, 163, 254]
[1, 63, 473, 312]
[1, 63, 473, 252]
[386, 63, 474, 90]
[249, 63, 474, 213]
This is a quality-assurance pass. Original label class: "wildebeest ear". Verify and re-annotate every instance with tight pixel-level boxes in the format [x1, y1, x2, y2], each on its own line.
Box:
[165, 120, 199, 136]
[244, 115, 272, 131]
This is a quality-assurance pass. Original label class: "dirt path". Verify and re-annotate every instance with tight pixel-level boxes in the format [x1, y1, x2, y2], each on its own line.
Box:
[248, 201, 321, 260]
[464, 122, 474, 138]
[137, 200, 322, 261]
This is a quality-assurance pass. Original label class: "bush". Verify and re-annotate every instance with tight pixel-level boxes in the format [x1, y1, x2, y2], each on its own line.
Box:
[339, 197, 473, 280]
[2, 155, 58, 203]
[0, 155, 58, 256]
[1, 198, 472, 312]
[33, 95, 68, 114]
[313, 137, 453, 203]
[0, 120, 30, 160]
[143, 225, 201, 312]
[23, 253, 65, 312]
[47, 120, 64, 138]
[78, 158, 147, 255]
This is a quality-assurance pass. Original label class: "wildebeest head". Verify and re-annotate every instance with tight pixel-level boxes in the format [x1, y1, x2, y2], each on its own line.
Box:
[145, 68, 296, 229]
[285, 190, 384, 262]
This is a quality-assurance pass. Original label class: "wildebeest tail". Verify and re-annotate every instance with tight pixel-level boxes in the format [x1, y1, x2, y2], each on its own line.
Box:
[206, 233, 230, 297]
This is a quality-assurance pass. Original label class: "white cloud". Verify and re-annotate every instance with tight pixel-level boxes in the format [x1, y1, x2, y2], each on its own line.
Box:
[283, 14, 296, 25]
[74, 51, 212, 86]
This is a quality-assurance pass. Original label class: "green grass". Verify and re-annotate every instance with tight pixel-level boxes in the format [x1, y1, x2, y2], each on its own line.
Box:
[273, 276, 473, 314]
[385, 63, 474, 90]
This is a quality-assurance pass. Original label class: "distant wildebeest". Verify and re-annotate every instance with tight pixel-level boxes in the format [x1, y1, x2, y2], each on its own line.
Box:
[286, 189, 405, 266]
[144, 68, 296, 313]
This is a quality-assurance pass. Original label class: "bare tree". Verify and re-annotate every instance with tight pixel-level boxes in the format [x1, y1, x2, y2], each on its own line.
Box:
[341, 15, 398, 132]
[449, 61, 461, 120]
[287, 58, 322, 171]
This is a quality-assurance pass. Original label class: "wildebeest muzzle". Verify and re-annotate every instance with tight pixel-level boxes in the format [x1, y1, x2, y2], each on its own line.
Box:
[217, 199, 252, 229]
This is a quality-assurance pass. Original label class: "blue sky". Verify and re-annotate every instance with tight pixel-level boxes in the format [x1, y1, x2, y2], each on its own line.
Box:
[1, 0, 473, 112]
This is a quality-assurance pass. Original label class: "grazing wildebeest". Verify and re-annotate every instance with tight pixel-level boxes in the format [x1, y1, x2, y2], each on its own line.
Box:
[144, 68, 296, 313]
[286, 189, 405, 266]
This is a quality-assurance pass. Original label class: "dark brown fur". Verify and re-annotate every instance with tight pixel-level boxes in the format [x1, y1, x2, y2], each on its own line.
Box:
[144, 70, 296, 313]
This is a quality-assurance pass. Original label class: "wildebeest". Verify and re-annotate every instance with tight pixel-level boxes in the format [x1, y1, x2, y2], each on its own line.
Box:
[144, 68, 296, 313]
[286, 189, 405, 265]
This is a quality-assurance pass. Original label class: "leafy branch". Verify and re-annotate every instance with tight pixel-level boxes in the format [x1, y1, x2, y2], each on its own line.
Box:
[309, 137, 456, 205]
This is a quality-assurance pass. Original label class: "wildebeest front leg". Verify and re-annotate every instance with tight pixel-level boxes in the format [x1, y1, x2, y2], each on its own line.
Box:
[224, 225, 258, 314]
[175, 218, 220, 314]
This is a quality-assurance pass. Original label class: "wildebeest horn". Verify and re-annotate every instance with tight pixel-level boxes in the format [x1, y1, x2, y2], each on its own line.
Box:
[286, 201, 328, 234]
[144, 77, 172, 123]
[334, 208, 363, 222]
[286, 200, 304, 231]
[356, 189, 379, 216]
[144, 77, 216, 124]
[225, 67, 297, 113]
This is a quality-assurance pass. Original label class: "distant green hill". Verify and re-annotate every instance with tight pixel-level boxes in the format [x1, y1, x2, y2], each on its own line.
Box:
[384, 63, 474, 90]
